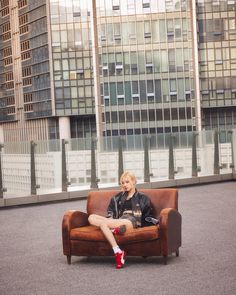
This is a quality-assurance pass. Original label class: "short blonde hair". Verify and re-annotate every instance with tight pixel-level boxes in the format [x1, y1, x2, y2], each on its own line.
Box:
[120, 171, 137, 185]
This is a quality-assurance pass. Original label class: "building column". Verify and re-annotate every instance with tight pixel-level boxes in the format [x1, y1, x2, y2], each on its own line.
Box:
[91, 0, 103, 143]
[191, 0, 202, 132]
[0, 126, 4, 143]
[59, 117, 71, 140]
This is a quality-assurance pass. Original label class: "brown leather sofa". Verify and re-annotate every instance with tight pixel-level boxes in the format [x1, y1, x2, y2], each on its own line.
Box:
[62, 188, 182, 265]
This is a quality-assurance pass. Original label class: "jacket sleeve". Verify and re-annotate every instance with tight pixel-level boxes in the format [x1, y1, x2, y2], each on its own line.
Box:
[141, 196, 153, 226]
[107, 197, 115, 218]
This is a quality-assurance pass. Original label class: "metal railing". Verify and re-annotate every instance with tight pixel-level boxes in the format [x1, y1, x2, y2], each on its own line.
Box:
[0, 129, 235, 198]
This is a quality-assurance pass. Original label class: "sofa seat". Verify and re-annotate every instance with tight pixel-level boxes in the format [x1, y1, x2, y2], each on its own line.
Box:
[70, 224, 159, 244]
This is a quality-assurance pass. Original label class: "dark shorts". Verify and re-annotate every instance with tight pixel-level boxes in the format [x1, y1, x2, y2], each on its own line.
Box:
[119, 214, 138, 228]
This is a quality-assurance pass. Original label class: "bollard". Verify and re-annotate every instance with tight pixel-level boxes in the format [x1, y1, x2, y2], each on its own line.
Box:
[213, 130, 220, 175]
[144, 135, 151, 182]
[118, 136, 124, 184]
[90, 138, 99, 189]
[168, 134, 175, 180]
[192, 132, 198, 177]
[61, 139, 68, 192]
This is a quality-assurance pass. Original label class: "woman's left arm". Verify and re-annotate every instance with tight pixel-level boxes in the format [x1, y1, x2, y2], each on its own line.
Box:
[141, 196, 153, 226]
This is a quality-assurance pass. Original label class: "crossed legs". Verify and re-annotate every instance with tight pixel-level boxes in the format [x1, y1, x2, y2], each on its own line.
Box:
[88, 214, 133, 248]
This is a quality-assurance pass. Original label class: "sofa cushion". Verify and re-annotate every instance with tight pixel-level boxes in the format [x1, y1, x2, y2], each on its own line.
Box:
[70, 225, 159, 244]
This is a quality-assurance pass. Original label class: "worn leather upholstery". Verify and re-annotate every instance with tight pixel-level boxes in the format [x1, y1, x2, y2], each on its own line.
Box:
[62, 188, 182, 264]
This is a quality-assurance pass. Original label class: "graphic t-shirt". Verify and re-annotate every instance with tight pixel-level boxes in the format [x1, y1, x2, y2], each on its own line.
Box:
[122, 198, 132, 215]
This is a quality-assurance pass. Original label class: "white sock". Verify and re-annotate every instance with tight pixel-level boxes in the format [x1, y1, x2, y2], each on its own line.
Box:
[112, 246, 122, 254]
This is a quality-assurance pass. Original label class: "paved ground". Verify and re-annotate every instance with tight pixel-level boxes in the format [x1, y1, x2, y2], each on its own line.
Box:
[0, 181, 236, 295]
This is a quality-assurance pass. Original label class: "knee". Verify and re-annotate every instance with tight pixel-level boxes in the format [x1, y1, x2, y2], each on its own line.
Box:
[88, 214, 96, 225]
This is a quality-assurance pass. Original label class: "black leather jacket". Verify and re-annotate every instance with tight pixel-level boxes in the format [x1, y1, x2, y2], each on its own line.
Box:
[107, 190, 153, 227]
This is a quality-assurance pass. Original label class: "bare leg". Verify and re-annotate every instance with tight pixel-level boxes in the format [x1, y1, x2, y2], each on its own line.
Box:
[88, 214, 133, 248]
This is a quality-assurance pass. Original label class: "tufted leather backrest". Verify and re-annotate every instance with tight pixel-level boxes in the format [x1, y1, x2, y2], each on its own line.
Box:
[87, 188, 178, 218]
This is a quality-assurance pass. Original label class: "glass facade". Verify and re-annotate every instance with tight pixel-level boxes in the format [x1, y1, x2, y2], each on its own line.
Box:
[197, 0, 236, 130]
[49, 0, 95, 116]
[48, 0, 96, 138]
[0, 0, 52, 121]
[97, 0, 195, 137]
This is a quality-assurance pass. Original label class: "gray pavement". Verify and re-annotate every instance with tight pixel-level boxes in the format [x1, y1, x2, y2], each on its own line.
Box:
[0, 181, 236, 295]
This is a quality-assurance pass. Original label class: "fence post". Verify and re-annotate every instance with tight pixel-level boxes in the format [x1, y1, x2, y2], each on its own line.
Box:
[61, 139, 68, 192]
[0, 144, 7, 198]
[90, 138, 99, 189]
[118, 136, 124, 184]
[192, 132, 198, 177]
[228, 130, 235, 173]
[168, 134, 175, 180]
[214, 130, 220, 175]
[30, 141, 38, 195]
[144, 135, 151, 182]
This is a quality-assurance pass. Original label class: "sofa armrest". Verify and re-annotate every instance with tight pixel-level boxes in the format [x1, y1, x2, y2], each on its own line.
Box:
[159, 208, 182, 256]
[62, 210, 89, 256]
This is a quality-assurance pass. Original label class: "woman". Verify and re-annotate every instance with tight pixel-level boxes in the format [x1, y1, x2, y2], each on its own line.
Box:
[88, 171, 153, 269]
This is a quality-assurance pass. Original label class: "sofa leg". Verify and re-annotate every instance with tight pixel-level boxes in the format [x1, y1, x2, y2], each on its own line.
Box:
[176, 249, 179, 257]
[163, 255, 167, 265]
[67, 255, 71, 265]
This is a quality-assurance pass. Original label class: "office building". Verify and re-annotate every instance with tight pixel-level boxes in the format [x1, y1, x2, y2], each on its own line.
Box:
[0, 0, 235, 143]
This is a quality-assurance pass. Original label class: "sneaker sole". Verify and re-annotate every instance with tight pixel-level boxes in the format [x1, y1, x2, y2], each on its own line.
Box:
[118, 225, 126, 234]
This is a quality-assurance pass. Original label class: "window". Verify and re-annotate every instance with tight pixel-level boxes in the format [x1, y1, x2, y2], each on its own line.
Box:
[24, 104, 33, 112]
[5, 72, 13, 81]
[20, 40, 30, 51]
[168, 49, 175, 72]
[143, 1, 150, 9]
[23, 78, 32, 86]
[5, 82, 14, 89]
[7, 107, 15, 114]
[2, 21, 10, 32]
[4, 55, 12, 66]
[6, 96, 15, 105]
[24, 93, 32, 103]
[21, 51, 31, 60]
[18, 0, 27, 9]
[2, 32, 11, 41]
[3, 47, 12, 57]
[144, 21, 151, 39]
[20, 25, 29, 35]
[19, 14, 28, 26]
[119, 111, 125, 123]
[1, 7, 9, 17]
[22, 66, 31, 77]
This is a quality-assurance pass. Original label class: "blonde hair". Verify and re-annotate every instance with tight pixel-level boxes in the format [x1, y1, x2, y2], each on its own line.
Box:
[120, 171, 137, 185]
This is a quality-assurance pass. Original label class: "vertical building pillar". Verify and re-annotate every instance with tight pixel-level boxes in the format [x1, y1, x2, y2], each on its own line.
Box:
[91, 0, 103, 145]
[0, 127, 4, 144]
[190, 0, 202, 132]
[118, 137, 124, 184]
[59, 117, 71, 140]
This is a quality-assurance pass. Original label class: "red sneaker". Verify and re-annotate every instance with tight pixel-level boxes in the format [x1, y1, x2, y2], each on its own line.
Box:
[115, 250, 126, 269]
[113, 225, 126, 235]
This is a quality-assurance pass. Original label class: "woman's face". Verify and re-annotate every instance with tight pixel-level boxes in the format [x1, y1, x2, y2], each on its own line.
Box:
[120, 176, 136, 192]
